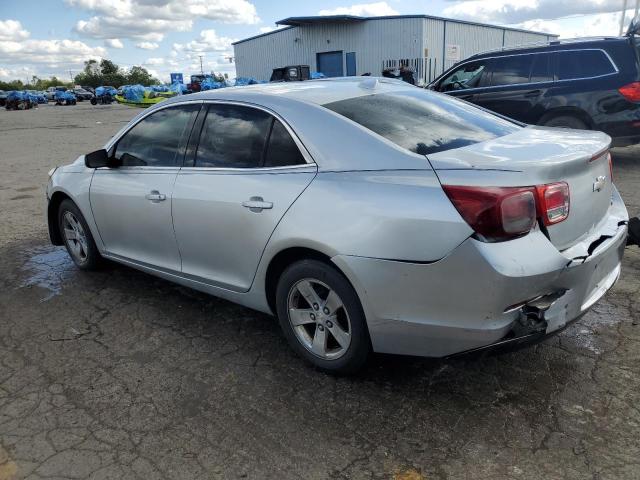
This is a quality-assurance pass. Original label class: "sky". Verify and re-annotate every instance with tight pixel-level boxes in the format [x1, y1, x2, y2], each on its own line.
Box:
[0, 0, 639, 83]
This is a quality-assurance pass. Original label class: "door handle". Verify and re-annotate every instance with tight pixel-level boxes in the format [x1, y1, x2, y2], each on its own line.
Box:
[242, 196, 273, 212]
[524, 89, 542, 98]
[145, 190, 166, 203]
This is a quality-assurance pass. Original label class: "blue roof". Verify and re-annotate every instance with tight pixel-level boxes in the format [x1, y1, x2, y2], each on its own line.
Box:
[232, 14, 558, 45]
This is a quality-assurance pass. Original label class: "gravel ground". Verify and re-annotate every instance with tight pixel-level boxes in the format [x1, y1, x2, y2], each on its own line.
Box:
[0, 102, 639, 480]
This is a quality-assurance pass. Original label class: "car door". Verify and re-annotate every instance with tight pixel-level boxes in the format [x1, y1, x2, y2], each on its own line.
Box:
[472, 53, 553, 123]
[89, 103, 200, 271]
[172, 102, 317, 292]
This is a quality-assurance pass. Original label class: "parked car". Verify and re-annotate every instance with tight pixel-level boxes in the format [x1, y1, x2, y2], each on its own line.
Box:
[46, 78, 628, 373]
[81, 86, 95, 95]
[0, 90, 7, 106]
[429, 25, 640, 146]
[73, 88, 93, 101]
[270, 65, 310, 82]
[46, 86, 67, 102]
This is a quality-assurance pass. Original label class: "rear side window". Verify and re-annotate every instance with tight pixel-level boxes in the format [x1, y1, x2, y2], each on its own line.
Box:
[324, 91, 520, 156]
[196, 104, 272, 168]
[115, 104, 198, 167]
[530, 53, 553, 83]
[264, 120, 306, 167]
[557, 50, 616, 80]
[489, 56, 532, 86]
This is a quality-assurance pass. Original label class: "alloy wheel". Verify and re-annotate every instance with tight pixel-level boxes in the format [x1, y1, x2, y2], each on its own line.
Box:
[287, 278, 352, 360]
[62, 211, 89, 262]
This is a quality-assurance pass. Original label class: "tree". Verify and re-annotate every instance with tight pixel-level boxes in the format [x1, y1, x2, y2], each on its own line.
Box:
[126, 66, 158, 86]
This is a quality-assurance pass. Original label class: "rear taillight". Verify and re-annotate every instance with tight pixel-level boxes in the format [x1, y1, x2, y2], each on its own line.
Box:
[443, 182, 571, 242]
[535, 182, 570, 226]
[442, 185, 537, 242]
[618, 82, 640, 102]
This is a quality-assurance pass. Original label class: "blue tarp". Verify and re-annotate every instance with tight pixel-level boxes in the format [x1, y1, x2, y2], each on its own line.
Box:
[96, 86, 117, 97]
[168, 81, 188, 95]
[311, 72, 325, 79]
[55, 90, 75, 101]
[234, 77, 259, 86]
[7, 91, 28, 101]
[122, 84, 146, 102]
[200, 78, 227, 90]
[150, 85, 169, 92]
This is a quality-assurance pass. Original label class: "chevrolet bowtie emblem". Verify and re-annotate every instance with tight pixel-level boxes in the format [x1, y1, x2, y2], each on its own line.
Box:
[593, 175, 606, 192]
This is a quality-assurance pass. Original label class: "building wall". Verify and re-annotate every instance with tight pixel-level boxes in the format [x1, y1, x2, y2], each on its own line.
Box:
[234, 17, 424, 81]
[234, 17, 554, 82]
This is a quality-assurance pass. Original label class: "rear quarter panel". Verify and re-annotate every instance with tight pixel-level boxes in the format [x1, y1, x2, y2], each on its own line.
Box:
[259, 169, 473, 264]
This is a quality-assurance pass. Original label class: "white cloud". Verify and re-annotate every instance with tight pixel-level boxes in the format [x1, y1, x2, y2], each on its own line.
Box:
[105, 38, 124, 48]
[319, 2, 399, 17]
[0, 39, 105, 66]
[144, 57, 166, 66]
[507, 8, 637, 38]
[442, 0, 625, 25]
[0, 20, 105, 80]
[75, 16, 187, 42]
[67, 0, 259, 42]
[138, 29, 238, 82]
[136, 41, 159, 50]
[0, 20, 30, 41]
[173, 29, 236, 54]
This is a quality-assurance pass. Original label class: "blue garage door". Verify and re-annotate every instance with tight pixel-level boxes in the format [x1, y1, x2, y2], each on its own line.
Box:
[346, 52, 356, 76]
[317, 51, 343, 77]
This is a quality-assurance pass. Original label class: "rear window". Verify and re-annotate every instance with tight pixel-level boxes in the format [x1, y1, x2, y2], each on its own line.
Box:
[557, 50, 616, 80]
[323, 91, 520, 155]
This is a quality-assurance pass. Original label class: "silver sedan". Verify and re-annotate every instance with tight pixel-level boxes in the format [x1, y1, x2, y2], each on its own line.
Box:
[46, 78, 629, 373]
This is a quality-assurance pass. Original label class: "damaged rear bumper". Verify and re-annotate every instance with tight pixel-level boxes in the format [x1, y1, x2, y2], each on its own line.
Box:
[333, 188, 628, 358]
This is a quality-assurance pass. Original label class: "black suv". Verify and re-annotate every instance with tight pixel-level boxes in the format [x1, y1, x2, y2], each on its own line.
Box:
[429, 26, 640, 146]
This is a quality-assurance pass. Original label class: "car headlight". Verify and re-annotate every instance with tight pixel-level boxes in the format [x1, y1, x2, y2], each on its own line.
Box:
[47, 167, 58, 178]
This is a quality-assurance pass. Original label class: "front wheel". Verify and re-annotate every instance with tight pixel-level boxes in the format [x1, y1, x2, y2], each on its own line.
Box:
[58, 199, 102, 270]
[276, 260, 371, 374]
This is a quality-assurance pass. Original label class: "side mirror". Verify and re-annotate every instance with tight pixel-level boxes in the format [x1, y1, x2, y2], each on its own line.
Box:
[85, 149, 119, 168]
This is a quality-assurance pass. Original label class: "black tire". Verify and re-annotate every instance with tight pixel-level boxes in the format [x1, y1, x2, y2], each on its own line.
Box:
[90, 97, 97, 105]
[57, 199, 102, 270]
[541, 115, 588, 130]
[275, 259, 371, 374]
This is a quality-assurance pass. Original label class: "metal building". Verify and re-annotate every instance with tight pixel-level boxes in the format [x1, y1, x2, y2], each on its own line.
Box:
[233, 15, 558, 84]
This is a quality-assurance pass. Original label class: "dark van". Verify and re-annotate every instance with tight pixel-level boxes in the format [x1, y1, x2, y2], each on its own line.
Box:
[429, 25, 640, 146]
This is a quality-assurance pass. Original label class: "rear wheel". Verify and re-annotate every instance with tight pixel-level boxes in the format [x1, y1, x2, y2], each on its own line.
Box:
[276, 260, 371, 374]
[541, 115, 588, 130]
[58, 199, 102, 270]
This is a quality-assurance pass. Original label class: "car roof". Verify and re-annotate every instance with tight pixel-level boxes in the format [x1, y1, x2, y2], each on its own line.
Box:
[172, 77, 415, 106]
[468, 36, 631, 61]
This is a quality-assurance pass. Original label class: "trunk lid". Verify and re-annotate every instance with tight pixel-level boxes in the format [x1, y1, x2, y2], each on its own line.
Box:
[429, 126, 613, 251]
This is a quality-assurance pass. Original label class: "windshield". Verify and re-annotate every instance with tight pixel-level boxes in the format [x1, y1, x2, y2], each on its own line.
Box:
[323, 90, 520, 156]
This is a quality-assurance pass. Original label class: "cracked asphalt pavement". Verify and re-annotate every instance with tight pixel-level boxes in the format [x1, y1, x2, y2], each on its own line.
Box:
[1, 102, 640, 480]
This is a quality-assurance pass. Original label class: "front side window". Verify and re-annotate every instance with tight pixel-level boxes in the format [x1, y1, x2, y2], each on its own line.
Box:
[557, 50, 616, 80]
[324, 91, 520, 156]
[489, 55, 532, 86]
[439, 62, 487, 92]
[114, 104, 199, 167]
